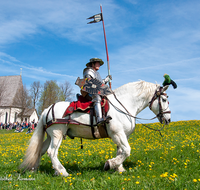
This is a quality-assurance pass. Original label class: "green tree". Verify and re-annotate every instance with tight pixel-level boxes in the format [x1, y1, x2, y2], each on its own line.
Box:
[38, 80, 65, 115]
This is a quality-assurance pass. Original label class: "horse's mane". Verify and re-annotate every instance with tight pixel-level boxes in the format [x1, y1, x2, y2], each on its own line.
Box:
[114, 80, 160, 97]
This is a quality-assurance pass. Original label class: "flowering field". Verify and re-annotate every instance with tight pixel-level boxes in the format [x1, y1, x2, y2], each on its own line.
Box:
[0, 120, 200, 189]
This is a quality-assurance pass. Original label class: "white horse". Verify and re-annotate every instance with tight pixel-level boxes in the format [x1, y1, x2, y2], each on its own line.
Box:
[20, 81, 171, 177]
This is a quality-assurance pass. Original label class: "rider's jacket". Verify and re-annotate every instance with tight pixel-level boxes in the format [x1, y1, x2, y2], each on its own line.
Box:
[83, 67, 107, 84]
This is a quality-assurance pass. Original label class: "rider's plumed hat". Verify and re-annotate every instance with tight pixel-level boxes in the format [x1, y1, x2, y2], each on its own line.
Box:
[86, 58, 104, 67]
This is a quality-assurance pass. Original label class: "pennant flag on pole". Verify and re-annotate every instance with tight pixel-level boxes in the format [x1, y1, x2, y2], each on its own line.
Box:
[87, 13, 103, 24]
[87, 5, 111, 89]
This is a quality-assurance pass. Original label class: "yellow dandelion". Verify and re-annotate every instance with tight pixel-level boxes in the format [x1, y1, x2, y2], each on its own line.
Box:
[168, 177, 174, 181]
[90, 177, 95, 181]
[193, 179, 197, 182]
[135, 181, 140, 184]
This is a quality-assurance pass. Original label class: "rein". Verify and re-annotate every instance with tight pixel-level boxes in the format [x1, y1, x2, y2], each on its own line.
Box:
[106, 87, 171, 136]
[44, 87, 170, 137]
[108, 93, 157, 121]
[136, 120, 166, 137]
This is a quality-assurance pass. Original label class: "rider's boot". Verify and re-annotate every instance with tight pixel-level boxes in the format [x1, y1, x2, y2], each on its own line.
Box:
[94, 102, 112, 126]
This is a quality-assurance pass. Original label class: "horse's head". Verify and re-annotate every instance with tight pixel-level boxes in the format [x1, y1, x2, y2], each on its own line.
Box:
[149, 85, 171, 125]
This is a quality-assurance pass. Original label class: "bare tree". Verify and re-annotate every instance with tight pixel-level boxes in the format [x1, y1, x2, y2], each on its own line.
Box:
[13, 84, 33, 121]
[30, 81, 41, 108]
[60, 81, 74, 102]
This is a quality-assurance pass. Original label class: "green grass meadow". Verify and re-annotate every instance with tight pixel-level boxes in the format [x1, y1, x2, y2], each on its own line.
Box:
[0, 120, 200, 189]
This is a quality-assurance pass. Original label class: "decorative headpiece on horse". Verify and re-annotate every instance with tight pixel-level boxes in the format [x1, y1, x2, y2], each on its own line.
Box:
[163, 74, 177, 89]
[86, 58, 104, 67]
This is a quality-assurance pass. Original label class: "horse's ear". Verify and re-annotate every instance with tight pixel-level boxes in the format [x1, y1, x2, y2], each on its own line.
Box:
[156, 85, 160, 91]
[162, 85, 169, 92]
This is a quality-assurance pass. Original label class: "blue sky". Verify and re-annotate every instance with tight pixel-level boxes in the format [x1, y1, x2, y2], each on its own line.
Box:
[0, 0, 199, 122]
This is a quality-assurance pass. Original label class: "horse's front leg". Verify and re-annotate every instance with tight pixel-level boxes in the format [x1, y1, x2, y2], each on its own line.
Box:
[113, 146, 126, 172]
[104, 132, 130, 172]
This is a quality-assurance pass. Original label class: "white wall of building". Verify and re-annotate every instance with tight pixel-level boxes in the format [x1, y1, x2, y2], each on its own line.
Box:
[0, 108, 38, 124]
[0, 107, 22, 123]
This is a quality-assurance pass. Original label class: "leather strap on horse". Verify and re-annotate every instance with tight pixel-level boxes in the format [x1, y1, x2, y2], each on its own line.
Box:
[106, 93, 157, 121]
[44, 103, 91, 131]
[45, 117, 92, 131]
[44, 103, 109, 139]
[108, 88, 171, 120]
[106, 88, 171, 137]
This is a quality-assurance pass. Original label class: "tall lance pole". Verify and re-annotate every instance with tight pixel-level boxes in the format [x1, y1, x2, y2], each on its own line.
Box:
[100, 5, 111, 89]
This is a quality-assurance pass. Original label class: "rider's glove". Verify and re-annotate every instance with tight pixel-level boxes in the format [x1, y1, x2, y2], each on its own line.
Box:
[103, 75, 112, 84]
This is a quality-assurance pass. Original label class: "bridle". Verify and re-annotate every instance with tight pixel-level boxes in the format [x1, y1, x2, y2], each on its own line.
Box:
[106, 87, 172, 136]
[149, 86, 171, 123]
[107, 86, 171, 122]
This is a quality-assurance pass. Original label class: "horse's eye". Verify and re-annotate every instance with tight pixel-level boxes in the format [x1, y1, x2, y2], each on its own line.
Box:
[162, 98, 167, 102]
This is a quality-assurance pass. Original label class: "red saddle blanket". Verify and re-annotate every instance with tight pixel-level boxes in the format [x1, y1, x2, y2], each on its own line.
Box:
[62, 95, 109, 118]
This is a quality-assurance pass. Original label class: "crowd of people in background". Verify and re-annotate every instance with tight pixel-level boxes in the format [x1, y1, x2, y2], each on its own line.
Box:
[0, 121, 37, 134]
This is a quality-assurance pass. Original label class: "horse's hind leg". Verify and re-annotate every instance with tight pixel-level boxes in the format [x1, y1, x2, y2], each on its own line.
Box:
[41, 133, 51, 156]
[104, 132, 130, 172]
[47, 126, 69, 177]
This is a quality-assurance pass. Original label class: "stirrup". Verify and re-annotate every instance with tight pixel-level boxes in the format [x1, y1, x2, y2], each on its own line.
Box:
[97, 116, 112, 126]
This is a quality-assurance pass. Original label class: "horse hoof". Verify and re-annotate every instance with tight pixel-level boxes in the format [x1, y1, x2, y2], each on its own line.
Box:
[104, 161, 110, 171]
[54, 171, 59, 176]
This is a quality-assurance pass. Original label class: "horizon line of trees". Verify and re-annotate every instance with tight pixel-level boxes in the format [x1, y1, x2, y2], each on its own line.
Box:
[0, 79, 74, 120]
[25, 80, 74, 116]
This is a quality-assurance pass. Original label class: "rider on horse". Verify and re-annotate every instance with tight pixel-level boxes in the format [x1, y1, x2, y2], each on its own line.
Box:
[83, 58, 112, 126]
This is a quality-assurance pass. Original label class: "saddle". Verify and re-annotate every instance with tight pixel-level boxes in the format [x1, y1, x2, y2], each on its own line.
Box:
[62, 95, 110, 139]
[62, 95, 109, 117]
[44, 96, 110, 139]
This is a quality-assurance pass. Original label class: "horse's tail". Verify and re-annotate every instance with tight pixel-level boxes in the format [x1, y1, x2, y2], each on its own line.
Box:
[19, 112, 45, 171]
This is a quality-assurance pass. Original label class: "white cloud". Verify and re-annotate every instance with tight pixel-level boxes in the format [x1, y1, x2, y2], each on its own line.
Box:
[0, 0, 117, 45]
[0, 52, 20, 62]
[0, 0, 199, 122]
[0, 52, 76, 81]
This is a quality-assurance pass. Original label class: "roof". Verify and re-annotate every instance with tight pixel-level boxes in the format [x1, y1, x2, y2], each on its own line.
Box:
[23, 108, 37, 117]
[0, 75, 23, 107]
